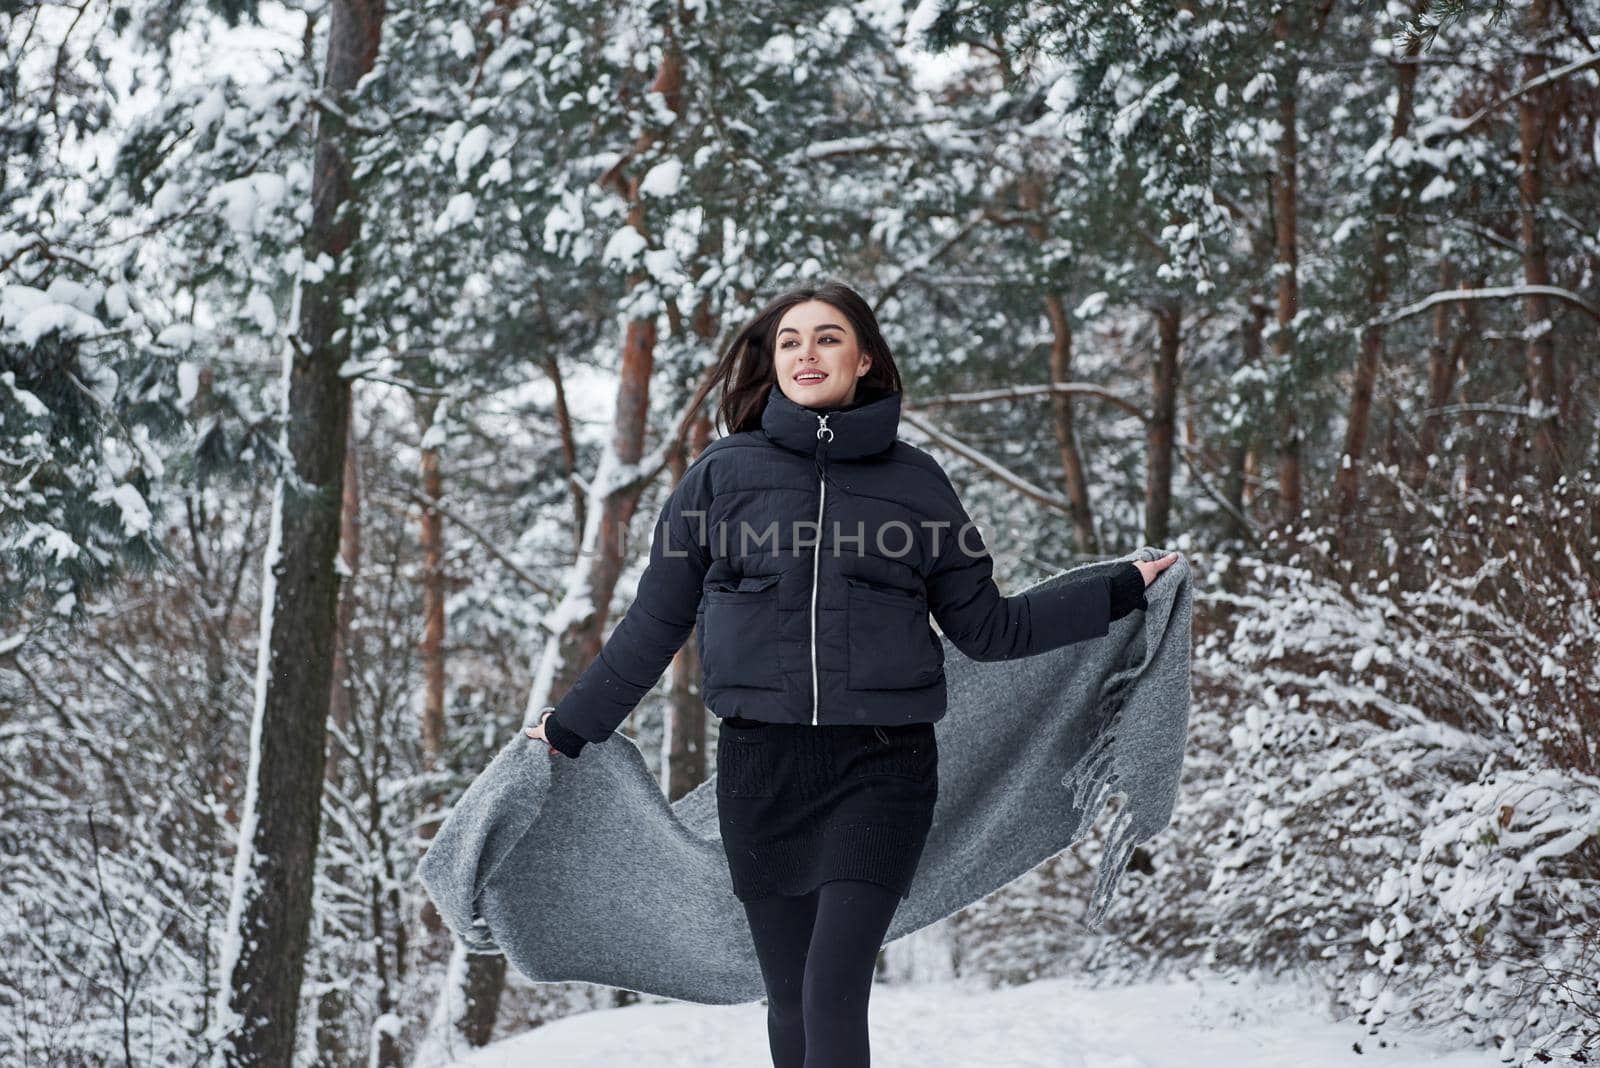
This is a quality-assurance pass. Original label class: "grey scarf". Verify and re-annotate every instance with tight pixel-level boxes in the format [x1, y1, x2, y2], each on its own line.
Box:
[419, 547, 1191, 1005]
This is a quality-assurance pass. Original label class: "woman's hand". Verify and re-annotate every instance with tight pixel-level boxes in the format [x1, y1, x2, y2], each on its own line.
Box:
[524, 709, 561, 755]
[1133, 551, 1181, 588]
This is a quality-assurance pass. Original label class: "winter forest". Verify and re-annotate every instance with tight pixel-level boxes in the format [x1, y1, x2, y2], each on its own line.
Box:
[3, 0, 1598, 1064]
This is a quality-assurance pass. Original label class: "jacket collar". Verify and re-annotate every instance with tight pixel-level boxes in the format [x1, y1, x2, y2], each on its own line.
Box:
[760, 385, 902, 460]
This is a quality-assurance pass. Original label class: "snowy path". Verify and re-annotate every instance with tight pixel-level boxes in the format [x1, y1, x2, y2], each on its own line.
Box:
[450, 969, 1496, 1067]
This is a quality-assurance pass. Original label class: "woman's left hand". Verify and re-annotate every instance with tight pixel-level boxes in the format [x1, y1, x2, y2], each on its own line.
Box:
[524, 709, 560, 755]
[1133, 551, 1181, 588]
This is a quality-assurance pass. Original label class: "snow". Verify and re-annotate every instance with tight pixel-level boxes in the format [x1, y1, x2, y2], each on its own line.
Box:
[455, 124, 493, 178]
[31, 525, 81, 563]
[904, 0, 945, 43]
[1066, 293, 1110, 327]
[434, 191, 478, 233]
[106, 482, 153, 537]
[0, 282, 104, 345]
[2, 370, 49, 418]
[420, 398, 451, 449]
[758, 33, 797, 67]
[244, 287, 277, 333]
[1419, 175, 1456, 203]
[411, 940, 477, 1068]
[638, 157, 684, 198]
[176, 362, 200, 405]
[450, 20, 476, 60]
[192, 85, 228, 133]
[155, 321, 197, 349]
[445, 971, 1500, 1067]
[206, 171, 291, 237]
[602, 223, 648, 268]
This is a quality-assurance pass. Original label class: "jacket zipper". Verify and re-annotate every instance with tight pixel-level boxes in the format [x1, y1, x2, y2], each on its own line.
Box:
[810, 413, 833, 726]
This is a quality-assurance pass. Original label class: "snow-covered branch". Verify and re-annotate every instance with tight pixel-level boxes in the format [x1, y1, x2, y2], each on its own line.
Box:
[899, 407, 1075, 514]
[1371, 284, 1600, 327]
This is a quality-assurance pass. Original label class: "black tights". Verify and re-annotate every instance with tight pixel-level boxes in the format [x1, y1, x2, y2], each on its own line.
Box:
[741, 878, 903, 1068]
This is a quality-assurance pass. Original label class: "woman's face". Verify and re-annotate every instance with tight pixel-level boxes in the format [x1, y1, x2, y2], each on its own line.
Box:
[772, 300, 872, 410]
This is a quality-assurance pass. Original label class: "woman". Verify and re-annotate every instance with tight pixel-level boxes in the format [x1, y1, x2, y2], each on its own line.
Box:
[525, 280, 1178, 1067]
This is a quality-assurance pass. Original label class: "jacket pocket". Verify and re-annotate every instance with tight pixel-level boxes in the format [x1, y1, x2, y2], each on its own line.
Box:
[844, 578, 944, 690]
[701, 573, 784, 691]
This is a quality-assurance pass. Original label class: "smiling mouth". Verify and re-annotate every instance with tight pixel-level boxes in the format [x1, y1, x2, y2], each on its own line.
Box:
[794, 371, 828, 384]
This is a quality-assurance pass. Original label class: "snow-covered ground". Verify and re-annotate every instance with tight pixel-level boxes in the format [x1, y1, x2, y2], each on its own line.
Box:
[450, 969, 1498, 1067]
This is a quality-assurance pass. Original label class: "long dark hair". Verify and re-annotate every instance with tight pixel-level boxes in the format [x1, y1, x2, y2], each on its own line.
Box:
[688, 280, 904, 437]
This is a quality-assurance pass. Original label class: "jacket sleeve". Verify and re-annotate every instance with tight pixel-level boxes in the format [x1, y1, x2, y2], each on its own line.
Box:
[1106, 561, 1148, 620]
[922, 468, 1111, 662]
[544, 462, 712, 756]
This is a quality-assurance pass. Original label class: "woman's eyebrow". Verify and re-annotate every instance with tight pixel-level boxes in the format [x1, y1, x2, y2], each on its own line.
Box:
[777, 324, 845, 336]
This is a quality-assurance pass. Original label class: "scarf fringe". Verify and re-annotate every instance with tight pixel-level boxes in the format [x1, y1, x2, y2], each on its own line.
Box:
[1060, 654, 1143, 929]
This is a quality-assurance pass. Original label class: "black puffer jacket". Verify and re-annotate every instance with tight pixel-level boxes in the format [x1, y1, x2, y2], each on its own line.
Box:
[544, 387, 1146, 757]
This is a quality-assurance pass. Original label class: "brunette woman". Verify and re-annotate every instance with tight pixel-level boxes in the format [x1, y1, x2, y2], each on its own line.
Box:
[525, 280, 1177, 1067]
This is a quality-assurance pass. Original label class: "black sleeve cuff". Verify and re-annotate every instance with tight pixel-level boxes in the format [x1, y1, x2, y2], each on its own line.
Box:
[1107, 561, 1148, 622]
[542, 713, 588, 759]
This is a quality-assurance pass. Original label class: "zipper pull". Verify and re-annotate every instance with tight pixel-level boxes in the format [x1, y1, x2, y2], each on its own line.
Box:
[814, 413, 833, 480]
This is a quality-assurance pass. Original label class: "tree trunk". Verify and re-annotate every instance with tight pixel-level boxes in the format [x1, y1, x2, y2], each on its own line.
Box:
[1518, 0, 1563, 482]
[414, 390, 449, 951]
[1017, 173, 1099, 555]
[1272, 9, 1302, 527]
[1457, 280, 1486, 495]
[328, 423, 362, 759]
[666, 413, 713, 803]
[543, 354, 585, 556]
[212, 0, 383, 1063]
[1334, 20, 1421, 543]
[312, 418, 365, 1066]
[1146, 301, 1180, 547]
[664, 231, 724, 803]
[1411, 258, 1468, 491]
[1226, 294, 1268, 546]
[417, 393, 447, 777]
[1044, 293, 1099, 555]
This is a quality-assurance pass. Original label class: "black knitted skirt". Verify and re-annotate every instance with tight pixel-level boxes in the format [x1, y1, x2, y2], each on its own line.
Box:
[715, 715, 938, 902]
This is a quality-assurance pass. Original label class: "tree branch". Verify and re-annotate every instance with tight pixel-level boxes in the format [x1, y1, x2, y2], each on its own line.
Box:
[913, 381, 1149, 422]
[1371, 284, 1600, 327]
[898, 407, 1075, 514]
[387, 482, 557, 599]
[1444, 49, 1600, 137]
